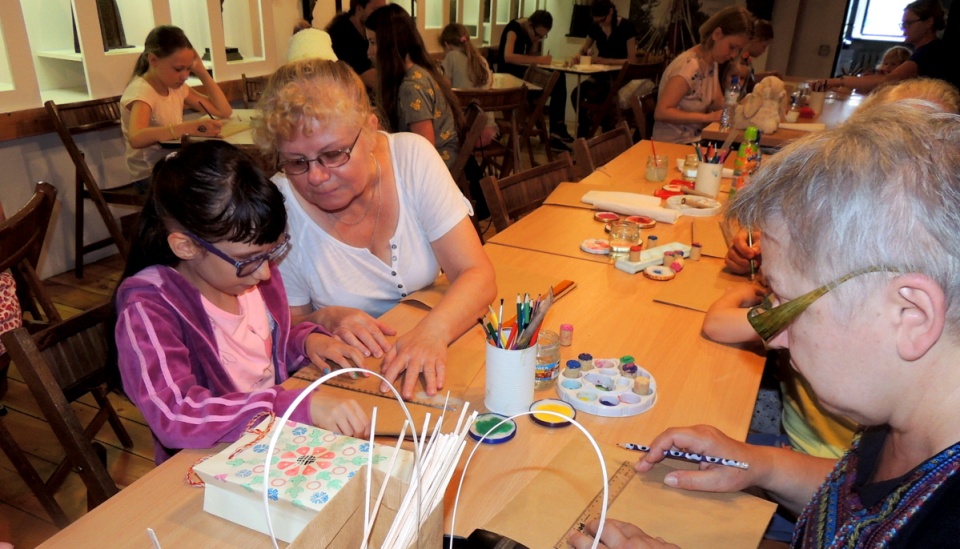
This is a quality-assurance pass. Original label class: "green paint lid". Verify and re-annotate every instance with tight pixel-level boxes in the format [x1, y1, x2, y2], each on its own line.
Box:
[744, 126, 759, 141]
[469, 413, 517, 444]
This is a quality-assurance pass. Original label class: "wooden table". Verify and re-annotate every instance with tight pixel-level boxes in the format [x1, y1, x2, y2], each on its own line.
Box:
[701, 92, 864, 148]
[38, 241, 766, 547]
[540, 63, 621, 135]
[490, 72, 541, 91]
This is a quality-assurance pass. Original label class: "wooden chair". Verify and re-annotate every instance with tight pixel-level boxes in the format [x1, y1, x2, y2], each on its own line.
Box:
[448, 101, 489, 242]
[629, 90, 658, 142]
[581, 60, 666, 138]
[241, 73, 268, 108]
[479, 152, 576, 232]
[517, 66, 562, 168]
[45, 98, 145, 278]
[572, 121, 633, 179]
[453, 85, 527, 178]
[0, 302, 132, 526]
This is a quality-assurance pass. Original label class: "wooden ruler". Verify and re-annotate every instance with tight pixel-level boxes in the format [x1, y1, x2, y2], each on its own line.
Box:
[553, 461, 636, 548]
[293, 366, 463, 411]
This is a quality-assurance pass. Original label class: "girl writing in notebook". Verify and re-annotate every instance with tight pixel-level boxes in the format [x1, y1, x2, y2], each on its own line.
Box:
[114, 141, 369, 464]
[120, 25, 233, 191]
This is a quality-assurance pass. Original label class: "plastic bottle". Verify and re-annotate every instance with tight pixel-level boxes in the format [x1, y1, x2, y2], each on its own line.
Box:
[719, 76, 741, 131]
[730, 126, 760, 197]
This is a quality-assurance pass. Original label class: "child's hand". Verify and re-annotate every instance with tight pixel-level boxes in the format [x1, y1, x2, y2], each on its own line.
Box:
[725, 229, 761, 275]
[190, 53, 210, 77]
[308, 392, 370, 438]
[305, 333, 369, 377]
[186, 118, 224, 137]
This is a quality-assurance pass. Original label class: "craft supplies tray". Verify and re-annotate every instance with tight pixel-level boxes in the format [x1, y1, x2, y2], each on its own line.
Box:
[556, 359, 657, 417]
[615, 242, 690, 274]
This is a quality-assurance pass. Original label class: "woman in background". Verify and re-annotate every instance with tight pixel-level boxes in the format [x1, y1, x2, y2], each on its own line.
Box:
[651, 6, 752, 144]
[120, 26, 232, 191]
[365, 4, 462, 169]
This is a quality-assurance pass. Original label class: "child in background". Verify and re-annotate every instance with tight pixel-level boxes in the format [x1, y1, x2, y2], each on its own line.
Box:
[114, 141, 369, 465]
[439, 23, 492, 89]
[120, 26, 232, 192]
[877, 45, 912, 75]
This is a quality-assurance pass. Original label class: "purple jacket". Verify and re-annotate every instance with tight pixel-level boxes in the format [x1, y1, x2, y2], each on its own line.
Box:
[115, 264, 321, 464]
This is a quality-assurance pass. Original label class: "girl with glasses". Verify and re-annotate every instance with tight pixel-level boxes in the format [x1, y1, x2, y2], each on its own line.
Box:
[114, 141, 369, 465]
[254, 59, 495, 402]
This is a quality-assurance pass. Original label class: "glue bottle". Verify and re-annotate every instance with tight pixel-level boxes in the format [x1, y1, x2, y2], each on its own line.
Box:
[730, 126, 760, 198]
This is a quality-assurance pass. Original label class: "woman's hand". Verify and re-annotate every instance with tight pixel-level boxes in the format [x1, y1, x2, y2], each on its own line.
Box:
[308, 391, 370, 437]
[315, 306, 396, 359]
[304, 333, 368, 375]
[379, 324, 447, 399]
[568, 519, 679, 549]
[634, 425, 762, 494]
[724, 229, 761, 275]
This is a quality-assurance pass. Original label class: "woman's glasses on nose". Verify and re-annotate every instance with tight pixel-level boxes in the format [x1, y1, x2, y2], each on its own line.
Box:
[276, 128, 363, 175]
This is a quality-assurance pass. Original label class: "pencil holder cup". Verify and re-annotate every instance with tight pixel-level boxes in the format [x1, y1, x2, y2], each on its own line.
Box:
[694, 161, 722, 198]
[485, 342, 537, 416]
[807, 91, 826, 115]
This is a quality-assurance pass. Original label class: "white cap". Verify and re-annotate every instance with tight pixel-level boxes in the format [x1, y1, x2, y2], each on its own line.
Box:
[286, 29, 338, 63]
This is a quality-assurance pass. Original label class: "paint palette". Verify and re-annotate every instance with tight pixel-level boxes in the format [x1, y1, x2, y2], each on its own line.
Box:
[556, 358, 657, 418]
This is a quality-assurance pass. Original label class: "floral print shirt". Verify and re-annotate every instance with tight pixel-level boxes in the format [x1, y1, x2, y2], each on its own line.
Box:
[398, 64, 459, 168]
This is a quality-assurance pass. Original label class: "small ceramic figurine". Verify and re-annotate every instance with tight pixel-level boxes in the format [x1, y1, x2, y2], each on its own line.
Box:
[734, 76, 787, 134]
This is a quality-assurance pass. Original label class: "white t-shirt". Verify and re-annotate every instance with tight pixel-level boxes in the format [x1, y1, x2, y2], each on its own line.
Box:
[275, 131, 471, 318]
[120, 76, 192, 181]
[651, 48, 719, 144]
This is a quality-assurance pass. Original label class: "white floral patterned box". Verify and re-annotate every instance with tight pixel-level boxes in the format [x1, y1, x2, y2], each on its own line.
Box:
[194, 418, 412, 543]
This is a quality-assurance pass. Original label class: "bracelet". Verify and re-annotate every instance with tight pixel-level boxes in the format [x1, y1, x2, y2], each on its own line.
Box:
[168, 124, 177, 139]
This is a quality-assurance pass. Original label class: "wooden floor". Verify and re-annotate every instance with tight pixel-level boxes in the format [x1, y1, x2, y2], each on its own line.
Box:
[0, 254, 157, 548]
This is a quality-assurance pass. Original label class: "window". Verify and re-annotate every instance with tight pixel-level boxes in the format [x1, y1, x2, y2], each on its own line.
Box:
[849, 0, 911, 42]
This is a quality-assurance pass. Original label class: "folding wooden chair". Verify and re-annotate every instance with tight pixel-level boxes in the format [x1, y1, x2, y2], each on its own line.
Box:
[581, 60, 666, 138]
[453, 86, 527, 178]
[479, 152, 576, 232]
[449, 101, 489, 242]
[1, 302, 132, 526]
[572, 121, 634, 179]
[517, 66, 562, 168]
[241, 73, 269, 108]
[629, 90, 658, 142]
[45, 98, 145, 278]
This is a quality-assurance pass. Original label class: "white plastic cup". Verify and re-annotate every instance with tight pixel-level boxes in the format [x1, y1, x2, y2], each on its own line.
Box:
[694, 161, 722, 198]
[807, 91, 826, 116]
[484, 342, 537, 416]
[580, 55, 592, 67]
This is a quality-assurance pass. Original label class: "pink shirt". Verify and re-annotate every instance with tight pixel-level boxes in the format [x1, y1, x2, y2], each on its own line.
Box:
[200, 287, 275, 392]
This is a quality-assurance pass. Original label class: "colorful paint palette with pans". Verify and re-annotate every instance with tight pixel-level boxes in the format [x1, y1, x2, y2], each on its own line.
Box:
[469, 413, 517, 444]
[556, 359, 657, 417]
[529, 399, 576, 428]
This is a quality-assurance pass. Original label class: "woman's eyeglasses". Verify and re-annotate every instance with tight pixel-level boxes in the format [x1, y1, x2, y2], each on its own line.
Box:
[900, 18, 922, 29]
[747, 266, 901, 343]
[185, 231, 291, 277]
[277, 128, 363, 174]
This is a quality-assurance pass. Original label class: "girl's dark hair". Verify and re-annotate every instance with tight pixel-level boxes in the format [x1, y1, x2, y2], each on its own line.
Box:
[906, 0, 946, 31]
[132, 25, 193, 78]
[120, 141, 287, 281]
[365, 4, 463, 133]
[591, 0, 616, 19]
[528, 10, 553, 30]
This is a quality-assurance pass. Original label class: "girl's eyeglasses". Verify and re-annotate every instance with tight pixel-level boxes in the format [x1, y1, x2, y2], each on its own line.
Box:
[748, 266, 901, 343]
[184, 231, 291, 277]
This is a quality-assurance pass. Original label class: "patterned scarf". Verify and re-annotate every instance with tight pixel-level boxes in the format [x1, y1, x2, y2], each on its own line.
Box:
[793, 430, 960, 548]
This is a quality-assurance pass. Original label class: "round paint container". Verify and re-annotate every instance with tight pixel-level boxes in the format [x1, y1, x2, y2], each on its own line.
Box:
[529, 399, 576, 428]
[469, 413, 517, 444]
[594, 211, 620, 223]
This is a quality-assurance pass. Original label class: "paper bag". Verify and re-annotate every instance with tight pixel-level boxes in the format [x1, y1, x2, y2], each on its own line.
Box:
[289, 465, 443, 549]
